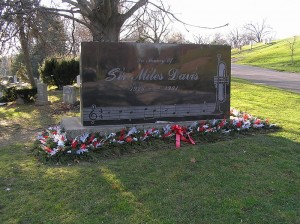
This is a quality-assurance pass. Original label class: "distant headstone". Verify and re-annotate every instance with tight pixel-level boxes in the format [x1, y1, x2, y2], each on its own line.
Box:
[13, 75, 18, 83]
[35, 83, 50, 105]
[63, 85, 76, 104]
[16, 95, 25, 105]
[80, 42, 231, 126]
[34, 78, 39, 85]
[76, 75, 81, 86]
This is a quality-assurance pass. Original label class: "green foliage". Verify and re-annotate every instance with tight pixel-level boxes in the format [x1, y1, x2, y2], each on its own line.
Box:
[232, 36, 300, 73]
[39, 56, 79, 89]
[1, 86, 37, 103]
[16, 87, 37, 103]
[8, 12, 67, 79]
[1, 86, 17, 102]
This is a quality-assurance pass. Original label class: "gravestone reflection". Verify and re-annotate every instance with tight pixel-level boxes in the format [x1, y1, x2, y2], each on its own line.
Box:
[80, 42, 231, 126]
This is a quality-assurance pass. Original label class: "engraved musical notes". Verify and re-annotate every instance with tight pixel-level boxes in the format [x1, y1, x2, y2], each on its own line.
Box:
[83, 103, 217, 125]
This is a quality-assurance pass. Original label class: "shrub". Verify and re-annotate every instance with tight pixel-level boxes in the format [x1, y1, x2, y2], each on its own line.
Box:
[39, 56, 79, 89]
[1, 86, 37, 103]
[1, 86, 17, 102]
[16, 87, 37, 103]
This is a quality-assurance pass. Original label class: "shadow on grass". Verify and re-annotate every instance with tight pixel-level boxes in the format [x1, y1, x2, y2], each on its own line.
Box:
[0, 89, 79, 148]
[0, 133, 299, 223]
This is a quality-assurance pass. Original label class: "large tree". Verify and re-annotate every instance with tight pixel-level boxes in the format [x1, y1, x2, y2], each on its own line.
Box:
[42, 0, 149, 42]
[1, 0, 68, 86]
[0, 0, 41, 86]
[130, 8, 171, 43]
[42, 0, 228, 42]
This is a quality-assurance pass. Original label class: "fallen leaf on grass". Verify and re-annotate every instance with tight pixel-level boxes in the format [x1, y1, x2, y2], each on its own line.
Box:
[190, 157, 197, 163]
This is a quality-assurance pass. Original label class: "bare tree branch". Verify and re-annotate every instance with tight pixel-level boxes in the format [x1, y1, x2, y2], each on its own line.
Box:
[121, 0, 148, 23]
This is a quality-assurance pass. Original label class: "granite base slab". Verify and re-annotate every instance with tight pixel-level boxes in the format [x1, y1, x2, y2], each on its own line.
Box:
[60, 117, 196, 138]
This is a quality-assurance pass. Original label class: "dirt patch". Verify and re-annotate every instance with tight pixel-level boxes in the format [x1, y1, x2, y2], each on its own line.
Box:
[0, 100, 80, 148]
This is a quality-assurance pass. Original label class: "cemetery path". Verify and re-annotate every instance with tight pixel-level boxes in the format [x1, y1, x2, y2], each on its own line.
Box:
[231, 64, 300, 94]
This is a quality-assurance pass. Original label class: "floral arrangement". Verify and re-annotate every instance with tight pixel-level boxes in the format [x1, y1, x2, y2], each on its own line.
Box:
[35, 109, 278, 160]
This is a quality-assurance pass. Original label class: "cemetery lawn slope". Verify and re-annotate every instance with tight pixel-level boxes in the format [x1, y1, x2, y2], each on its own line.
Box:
[0, 80, 299, 223]
[232, 36, 300, 73]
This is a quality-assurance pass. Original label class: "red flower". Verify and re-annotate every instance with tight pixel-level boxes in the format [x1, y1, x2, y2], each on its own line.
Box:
[93, 141, 99, 147]
[243, 114, 249, 120]
[198, 126, 205, 132]
[88, 135, 95, 143]
[119, 129, 126, 141]
[236, 121, 242, 128]
[219, 119, 226, 128]
[254, 119, 261, 124]
[71, 141, 78, 149]
[44, 146, 52, 153]
[125, 137, 133, 143]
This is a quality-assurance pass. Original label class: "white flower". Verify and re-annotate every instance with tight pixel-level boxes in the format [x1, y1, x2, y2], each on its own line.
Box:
[242, 121, 251, 129]
[94, 142, 103, 148]
[253, 124, 264, 128]
[79, 133, 89, 142]
[76, 148, 88, 154]
[212, 119, 217, 126]
[57, 140, 65, 147]
[163, 124, 172, 134]
[50, 148, 58, 156]
[222, 129, 231, 134]
[126, 127, 138, 137]
[231, 108, 240, 117]
[107, 133, 116, 139]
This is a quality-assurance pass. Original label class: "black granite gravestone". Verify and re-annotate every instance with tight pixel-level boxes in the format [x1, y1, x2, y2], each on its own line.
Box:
[80, 42, 231, 126]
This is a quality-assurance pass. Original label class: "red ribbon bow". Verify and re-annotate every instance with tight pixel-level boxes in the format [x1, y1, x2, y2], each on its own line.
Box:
[171, 125, 195, 148]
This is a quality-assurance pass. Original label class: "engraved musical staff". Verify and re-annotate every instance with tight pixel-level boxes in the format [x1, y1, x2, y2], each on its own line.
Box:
[83, 103, 217, 124]
[118, 110, 123, 120]
[99, 108, 103, 119]
[143, 107, 148, 119]
[129, 111, 133, 121]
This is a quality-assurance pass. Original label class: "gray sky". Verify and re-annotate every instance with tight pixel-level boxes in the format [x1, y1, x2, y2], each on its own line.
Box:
[167, 0, 300, 41]
[41, 0, 300, 41]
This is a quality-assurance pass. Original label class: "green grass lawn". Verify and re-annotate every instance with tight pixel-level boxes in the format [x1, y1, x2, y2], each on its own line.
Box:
[232, 36, 300, 73]
[0, 80, 299, 223]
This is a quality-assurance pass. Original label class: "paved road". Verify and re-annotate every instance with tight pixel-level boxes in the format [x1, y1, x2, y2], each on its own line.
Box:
[231, 64, 300, 94]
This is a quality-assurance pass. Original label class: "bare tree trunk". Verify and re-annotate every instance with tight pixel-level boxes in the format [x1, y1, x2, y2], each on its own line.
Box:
[16, 15, 36, 87]
[91, 18, 122, 42]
